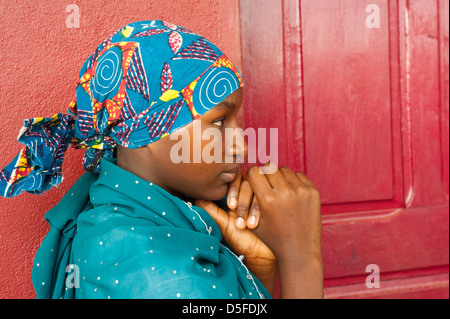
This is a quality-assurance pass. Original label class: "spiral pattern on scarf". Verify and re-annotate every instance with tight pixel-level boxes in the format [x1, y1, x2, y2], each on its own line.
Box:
[92, 48, 122, 101]
[194, 67, 239, 113]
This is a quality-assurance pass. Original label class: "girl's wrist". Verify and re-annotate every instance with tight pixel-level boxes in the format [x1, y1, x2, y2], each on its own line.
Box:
[278, 255, 324, 299]
[276, 249, 323, 269]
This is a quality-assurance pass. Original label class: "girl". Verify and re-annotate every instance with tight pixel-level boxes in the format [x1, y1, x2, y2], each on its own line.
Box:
[0, 21, 323, 299]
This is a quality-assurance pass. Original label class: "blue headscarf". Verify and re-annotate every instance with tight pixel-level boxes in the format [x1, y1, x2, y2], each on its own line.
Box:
[0, 20, 243, 198]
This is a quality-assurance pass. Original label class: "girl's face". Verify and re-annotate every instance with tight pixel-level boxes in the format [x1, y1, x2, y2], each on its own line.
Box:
[117, 87, 248, 201]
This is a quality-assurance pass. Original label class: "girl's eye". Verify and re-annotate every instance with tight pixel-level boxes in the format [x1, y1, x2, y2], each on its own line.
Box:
[213, 118, 226, 127]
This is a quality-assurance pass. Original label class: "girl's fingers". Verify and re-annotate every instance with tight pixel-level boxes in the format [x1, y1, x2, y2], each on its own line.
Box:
[225, 168, 262, 231]
[279, 166, 301, 186]
[227, 170, 243, 210]
[235, 180, 253, 230]
[295, 171, 317, 189]
[260, 162, 286, 189]
[246, 165, 272, 198]
[246, 195, 260, 229]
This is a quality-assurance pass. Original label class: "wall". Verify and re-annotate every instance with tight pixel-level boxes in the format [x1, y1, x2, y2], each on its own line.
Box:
[0, 0, 242, 299]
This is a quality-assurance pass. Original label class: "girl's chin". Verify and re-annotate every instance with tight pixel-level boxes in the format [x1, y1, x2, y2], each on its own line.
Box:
[200, 182, 229, 202]
[180, 178, 229, 202]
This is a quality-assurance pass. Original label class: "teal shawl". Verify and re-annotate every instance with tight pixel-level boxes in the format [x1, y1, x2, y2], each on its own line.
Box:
[32, 158, 271, 299]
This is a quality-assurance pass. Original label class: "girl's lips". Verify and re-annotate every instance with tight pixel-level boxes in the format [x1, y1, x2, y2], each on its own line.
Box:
[219, 165, 241, 183]
[220, 171, 237, 183]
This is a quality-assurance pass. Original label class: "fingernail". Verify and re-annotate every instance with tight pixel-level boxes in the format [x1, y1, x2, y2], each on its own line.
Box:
[236, 217, 245, 229]
[248, 216, 256, 226]
[229, 197, 237, 208]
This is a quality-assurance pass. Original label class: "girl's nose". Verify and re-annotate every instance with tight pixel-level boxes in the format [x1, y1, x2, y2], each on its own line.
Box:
[225, 126, 248, 160]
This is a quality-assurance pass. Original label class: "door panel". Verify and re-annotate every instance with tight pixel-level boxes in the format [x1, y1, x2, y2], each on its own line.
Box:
[302, 0, 394, 205]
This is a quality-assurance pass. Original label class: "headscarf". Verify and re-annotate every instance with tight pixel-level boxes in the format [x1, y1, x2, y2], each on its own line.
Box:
[0, 20, 243, 198]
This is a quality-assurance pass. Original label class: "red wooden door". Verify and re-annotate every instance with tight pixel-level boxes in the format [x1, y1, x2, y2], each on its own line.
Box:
[240, 0, 449, 298]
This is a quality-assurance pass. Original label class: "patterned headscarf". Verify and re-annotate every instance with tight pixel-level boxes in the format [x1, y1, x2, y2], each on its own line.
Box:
[0, 20, 244, 198]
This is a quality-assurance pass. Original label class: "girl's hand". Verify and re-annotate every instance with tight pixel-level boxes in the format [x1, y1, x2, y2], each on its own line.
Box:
[194, 198, 277, 295]
[247, 162, 323, 298]
[226, 171, 260, 230]
[247, 162, 323, 264]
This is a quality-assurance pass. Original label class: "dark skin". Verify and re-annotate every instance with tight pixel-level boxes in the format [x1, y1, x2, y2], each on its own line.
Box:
[117, 87, 324, 298]
[116, 89, 248, 203]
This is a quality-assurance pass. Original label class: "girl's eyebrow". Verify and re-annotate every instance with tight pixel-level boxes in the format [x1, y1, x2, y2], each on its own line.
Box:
[215, 101, 236, 111]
